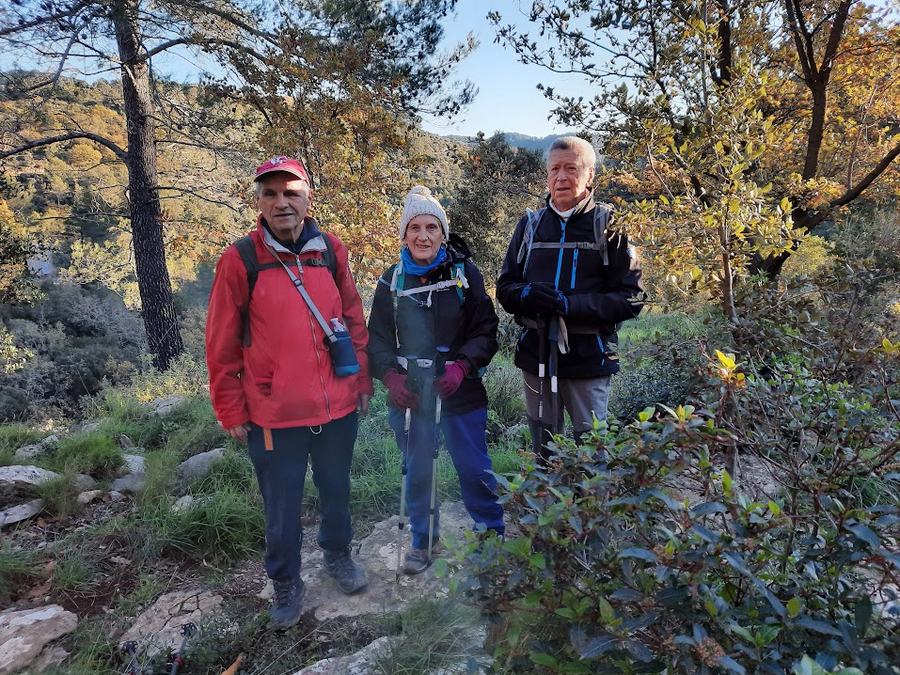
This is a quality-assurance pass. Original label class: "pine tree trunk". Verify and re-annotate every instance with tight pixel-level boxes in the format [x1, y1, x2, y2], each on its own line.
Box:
[112, 0, 183, 369]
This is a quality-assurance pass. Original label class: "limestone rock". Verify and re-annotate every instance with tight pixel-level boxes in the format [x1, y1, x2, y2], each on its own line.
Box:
[122, 454, 146, 474]
[294, 635, 399, 675]
[73, 474, 96, 492]
[148, 395, 185, 417]
[119, 589, 223, 658]
[111, 473, 145, 494]
[80, 420, 103, 434]
[0, 605, 77, 675]
[173, 495, 194, 513]
[13, 435, 59, 462]
[77, 490, 105, 506]
[298, 501, 475, 621]
[108, 490, 126, 502]
[0, 499, 44, 528]
[0, 465, 59, 501]
[30, 645, 69, 673]
[178, 448, 224, 482]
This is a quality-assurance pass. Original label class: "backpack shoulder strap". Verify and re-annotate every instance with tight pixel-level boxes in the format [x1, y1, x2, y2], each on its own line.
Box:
[593, 203, 612, 266]
[234, 236, 259, 297]
[321, 232, 338, 279]
[515, 207, 546, 272]
[453, 261, 468, 304]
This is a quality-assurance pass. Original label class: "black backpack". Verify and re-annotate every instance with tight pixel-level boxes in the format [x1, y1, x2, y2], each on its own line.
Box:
[233, 234, 337, 345]
[234, 234, 337, 298]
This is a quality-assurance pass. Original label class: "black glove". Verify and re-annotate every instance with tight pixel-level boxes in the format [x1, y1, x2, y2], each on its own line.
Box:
[520, 282, 569, 316]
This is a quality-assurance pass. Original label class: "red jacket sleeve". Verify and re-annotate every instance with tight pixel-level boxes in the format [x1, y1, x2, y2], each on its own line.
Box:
[205, 247, 251, 428]
[329, 234, 374, 397]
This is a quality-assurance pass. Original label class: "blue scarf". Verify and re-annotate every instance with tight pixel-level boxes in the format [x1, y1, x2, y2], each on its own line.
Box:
[401, 245, 447, 276]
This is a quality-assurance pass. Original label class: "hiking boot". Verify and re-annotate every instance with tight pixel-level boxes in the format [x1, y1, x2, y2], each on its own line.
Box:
[270, 578, 305, 630]
[402, 540, 444, 575]
[324, 548, 368, 594]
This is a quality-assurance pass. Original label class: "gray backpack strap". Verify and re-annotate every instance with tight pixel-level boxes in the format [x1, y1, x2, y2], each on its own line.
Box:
[515, 207, 546, 272]
[593, 203, 612, 266]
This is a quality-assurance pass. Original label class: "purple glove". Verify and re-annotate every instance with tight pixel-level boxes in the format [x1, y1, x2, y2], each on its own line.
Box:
[437, 360, 471, 399]
[383, 369, 418, 410]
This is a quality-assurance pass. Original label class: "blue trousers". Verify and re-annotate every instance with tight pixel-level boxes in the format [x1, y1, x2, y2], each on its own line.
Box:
[388, 405, 504, 550]
[248, 412, 357, 583]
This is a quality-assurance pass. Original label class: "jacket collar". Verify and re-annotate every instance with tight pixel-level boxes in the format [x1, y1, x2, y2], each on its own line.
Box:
[257, 215, 327, 255]
[548, 189, 595, 220]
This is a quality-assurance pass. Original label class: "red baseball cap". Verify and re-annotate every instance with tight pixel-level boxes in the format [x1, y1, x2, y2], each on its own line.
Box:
[254, 156, 309, 183]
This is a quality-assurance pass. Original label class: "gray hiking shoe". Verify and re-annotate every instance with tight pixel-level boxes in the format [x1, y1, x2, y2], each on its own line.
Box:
[324, 548, 368, 594]
[402, 540, 444, 575]
[270, 578, 305, 630]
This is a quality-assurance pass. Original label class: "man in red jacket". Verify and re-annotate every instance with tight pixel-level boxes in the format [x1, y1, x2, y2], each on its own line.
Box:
[206, 156, 373, 630]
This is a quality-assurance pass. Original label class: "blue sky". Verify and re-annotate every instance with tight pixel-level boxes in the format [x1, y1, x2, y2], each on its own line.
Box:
[420, 0, 584, 138]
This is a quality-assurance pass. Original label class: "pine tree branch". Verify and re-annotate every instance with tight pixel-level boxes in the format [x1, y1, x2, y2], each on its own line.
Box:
[1, 132, 127, 162]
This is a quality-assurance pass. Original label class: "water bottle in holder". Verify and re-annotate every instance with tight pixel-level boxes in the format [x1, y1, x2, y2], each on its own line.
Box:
[328, 317, 360, 377]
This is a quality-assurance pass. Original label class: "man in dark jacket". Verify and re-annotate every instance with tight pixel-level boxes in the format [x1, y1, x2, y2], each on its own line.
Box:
[497, 137, 644, 461]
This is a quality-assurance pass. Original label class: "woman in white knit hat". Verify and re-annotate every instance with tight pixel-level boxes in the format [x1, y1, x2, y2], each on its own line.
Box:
[367, 186, 505, 574]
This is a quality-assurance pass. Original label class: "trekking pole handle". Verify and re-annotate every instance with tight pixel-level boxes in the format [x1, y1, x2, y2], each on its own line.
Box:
[435, 345, 450, 377]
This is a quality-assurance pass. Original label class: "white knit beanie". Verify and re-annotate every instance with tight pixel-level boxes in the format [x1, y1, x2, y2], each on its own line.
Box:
[399, 185, 449, 239]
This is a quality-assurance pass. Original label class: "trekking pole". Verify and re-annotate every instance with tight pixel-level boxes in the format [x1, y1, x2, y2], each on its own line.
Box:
[395, 405, 411, 583]
[548, 316, 561, 438]
[427, 347, 449, 562]
[169, 622, 196, 675]
[535, 318, 547, 461]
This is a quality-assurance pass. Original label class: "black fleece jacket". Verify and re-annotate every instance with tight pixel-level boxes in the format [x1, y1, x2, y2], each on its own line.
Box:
[496, 195, 644, 378]
[368, 244, 499, 414]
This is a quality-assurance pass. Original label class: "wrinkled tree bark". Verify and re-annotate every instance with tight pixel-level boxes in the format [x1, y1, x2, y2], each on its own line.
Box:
[112, 0, 183, 369]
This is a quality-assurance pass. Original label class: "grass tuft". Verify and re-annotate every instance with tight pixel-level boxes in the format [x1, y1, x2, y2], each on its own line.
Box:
[377, 598, 483, 674]
[52, 431, 123, 478]
[141, 487, 265, 562]
[0, 545, 40, 604]
[36, 470, 82, 519]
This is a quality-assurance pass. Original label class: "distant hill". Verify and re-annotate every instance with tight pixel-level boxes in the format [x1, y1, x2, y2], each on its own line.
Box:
[442, 131, 577, 154]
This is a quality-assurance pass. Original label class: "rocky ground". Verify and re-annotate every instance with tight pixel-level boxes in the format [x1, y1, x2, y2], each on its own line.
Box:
[0, 396, 494, 674]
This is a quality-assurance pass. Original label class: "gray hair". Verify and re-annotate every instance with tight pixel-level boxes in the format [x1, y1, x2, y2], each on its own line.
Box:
[547, 136, 596, 170]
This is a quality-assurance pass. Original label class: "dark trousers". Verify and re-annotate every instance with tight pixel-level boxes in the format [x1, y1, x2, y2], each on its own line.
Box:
[248, 412, 357, 583]
[388, 405, 504, 550]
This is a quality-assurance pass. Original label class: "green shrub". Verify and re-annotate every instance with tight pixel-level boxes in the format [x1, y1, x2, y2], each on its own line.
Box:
[451, 371, 899, 672]
[53, 431, 123, 478]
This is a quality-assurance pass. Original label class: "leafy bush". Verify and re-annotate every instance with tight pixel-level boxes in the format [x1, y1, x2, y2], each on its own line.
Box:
[450, 363, 899, 673]
[53, 431, 123, 478]
[0, 282, 143, 420]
